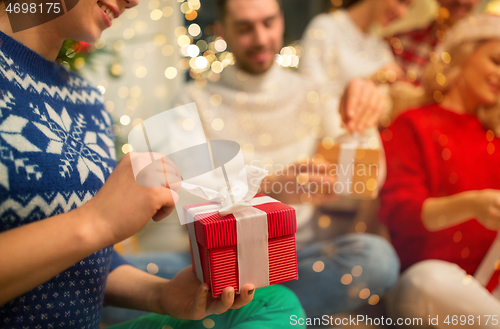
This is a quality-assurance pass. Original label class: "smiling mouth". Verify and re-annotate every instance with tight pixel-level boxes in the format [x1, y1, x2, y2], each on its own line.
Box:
[97, 0, 116, 21]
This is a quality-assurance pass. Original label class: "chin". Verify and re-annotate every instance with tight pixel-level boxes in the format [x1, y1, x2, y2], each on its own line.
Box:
[249, 67, 269, 75]
[75, 20, 106, 41]
[243, 61, 273, 75]
[479, 95, 498, 107]
[81, 31, 103, 44]
[258, 63, 274, 74]
[67, 27, 101, 43]
[381, 16, 396, 27]
[450, 10, 469, 20]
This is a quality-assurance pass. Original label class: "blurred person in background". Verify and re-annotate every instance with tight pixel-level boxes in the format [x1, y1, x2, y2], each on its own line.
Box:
[388, 0, 481, 119]
[299, 0, 414, 91]
[380, 14, 500, 328]
[174, 0, 400, 320]
[299, 0, 413, 254]
[390, 0, 480, 86]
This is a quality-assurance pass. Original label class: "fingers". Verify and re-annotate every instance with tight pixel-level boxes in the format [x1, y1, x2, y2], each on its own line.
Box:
[345, 79, 363, 131]
[350, 82, 371, 131]
[146, 156, 180, 176]
[129, 151, 167, 176]
[207, 287, 234, 315]
[483, 217, 500, 231]
[356, 86, 385, 131]
[487, 206, 500, 228]
[363, 90, 381, 129]
[193, 283, 210, 317]
[296, 174, 337, 195]
[231, 284, 255, 309]
[369, 94, 387, 127]
[161, 156, 182, 178]
[354, 81, 383, 132]
[152, 190, 179, 221]
[311, 192, 339, 206]
[339, 89, 348, 127]
[137, 170, 169, 188]
[344, 79, 373, 131]
[136, 156, 182, 189]
[297, 174, 337, 202]
[341, 79, 386, 132]
[193, 284, 253, 319]
[307, 174, 338, 203]
[306, 173, 337, 188]
[162, 158, 182, 192]
[293, 159, 332, 174]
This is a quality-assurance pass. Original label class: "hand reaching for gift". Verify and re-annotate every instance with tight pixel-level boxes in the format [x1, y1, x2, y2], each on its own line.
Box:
[339, 78, 387, 132]
[260, 158, 338, 206]
[159, 266, 255, 320]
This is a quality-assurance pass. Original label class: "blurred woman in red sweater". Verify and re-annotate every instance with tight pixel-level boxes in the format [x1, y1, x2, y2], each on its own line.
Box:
[380, 15, 500, 327]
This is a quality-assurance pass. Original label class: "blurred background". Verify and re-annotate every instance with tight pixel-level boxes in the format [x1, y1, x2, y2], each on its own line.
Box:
[56, 0, 500, 254]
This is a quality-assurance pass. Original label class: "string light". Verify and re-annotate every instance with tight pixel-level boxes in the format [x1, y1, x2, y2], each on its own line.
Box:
[151, 9, 163, 20]
[188, 23, 202, 37]
[187, 45, 200, 57]
[120, 115, 131, 126]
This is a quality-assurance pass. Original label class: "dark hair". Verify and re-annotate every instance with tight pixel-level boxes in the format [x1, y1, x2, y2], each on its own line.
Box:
[340, 0, 364, 9]
[216, 0, 282, 21]
[0, 1, 5, 18]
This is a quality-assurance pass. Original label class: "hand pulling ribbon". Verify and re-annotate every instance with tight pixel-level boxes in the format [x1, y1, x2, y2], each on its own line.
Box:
[474, 232, 500, 299]
[183, 165, 276, 290]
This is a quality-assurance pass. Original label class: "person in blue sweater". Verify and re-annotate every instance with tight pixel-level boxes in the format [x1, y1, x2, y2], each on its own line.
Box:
[0, 0, 305, 328]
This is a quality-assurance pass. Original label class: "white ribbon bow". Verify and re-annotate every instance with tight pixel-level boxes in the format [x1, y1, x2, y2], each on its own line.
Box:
[181, 165, 269, 215]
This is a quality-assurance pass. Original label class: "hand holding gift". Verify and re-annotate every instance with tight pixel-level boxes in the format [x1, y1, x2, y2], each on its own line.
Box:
[158, 266, 255, 320]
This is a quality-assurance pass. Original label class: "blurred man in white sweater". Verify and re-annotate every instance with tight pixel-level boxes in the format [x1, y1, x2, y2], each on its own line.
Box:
[174, 0, 399, 318]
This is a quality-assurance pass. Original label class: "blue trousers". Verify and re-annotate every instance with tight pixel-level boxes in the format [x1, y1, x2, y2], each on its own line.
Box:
[101, 233, 399, 324]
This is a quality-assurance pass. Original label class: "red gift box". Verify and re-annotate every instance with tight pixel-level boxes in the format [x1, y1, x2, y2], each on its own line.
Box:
[184, 194, 298, 298]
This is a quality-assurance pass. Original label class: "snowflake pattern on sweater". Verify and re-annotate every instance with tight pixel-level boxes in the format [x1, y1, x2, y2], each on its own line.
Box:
[0, 31, 121, 329]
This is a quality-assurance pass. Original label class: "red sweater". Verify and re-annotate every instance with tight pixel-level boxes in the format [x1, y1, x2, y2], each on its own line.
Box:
[379, 104, 499, 274]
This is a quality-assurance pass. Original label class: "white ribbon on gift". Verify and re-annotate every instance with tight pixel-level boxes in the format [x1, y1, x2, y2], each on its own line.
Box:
[474, 231, 500, 300]
[336, 133, 371, 197]
[183, 165, 277, 290]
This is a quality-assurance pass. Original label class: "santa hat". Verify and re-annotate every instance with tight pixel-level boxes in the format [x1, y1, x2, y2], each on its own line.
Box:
[436, 14, 500, 54]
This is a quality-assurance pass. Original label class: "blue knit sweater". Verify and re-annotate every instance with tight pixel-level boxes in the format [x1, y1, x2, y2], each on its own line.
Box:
[0, 31, 128, 328]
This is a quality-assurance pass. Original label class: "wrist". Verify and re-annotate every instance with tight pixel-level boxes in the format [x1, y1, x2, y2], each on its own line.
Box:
[154, 279, 172, 315]
[76, 201, 116, 249]
[462, 190, 480, 218]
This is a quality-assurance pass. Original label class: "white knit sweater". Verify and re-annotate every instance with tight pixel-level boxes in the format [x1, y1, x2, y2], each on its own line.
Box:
[300, 10, 394, 89]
